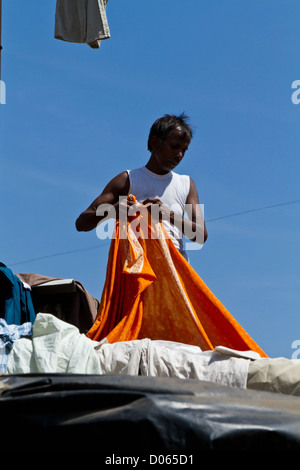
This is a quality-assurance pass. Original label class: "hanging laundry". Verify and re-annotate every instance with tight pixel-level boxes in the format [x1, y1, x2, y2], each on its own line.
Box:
[0, 263, 36, 326]
[86, 199, 268, 358]
[54, 0, 110, 49]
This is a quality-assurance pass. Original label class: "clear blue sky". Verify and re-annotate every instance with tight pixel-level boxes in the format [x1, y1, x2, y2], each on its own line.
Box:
[1, 0, 299, 358]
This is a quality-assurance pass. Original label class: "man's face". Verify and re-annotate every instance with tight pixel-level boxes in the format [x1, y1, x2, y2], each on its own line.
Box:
[151, 127, 191, 174]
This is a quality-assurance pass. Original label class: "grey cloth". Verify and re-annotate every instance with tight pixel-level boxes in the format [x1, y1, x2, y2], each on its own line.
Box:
[55, 0, 110, 49]
[247, 357, 300, 397]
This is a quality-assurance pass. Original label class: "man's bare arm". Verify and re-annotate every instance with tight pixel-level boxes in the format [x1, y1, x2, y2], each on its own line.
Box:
[184, 177, 208, 244]
[75, 171, 130, 232]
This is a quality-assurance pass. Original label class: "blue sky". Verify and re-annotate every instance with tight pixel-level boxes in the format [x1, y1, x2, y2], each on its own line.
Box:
[1, 0, 299, 358]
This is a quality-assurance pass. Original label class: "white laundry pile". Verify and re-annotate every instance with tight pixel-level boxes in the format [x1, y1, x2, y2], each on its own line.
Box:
[7, 313, 101, 374]
[139, 340, 259, 389]
[6, 313, 257, 389]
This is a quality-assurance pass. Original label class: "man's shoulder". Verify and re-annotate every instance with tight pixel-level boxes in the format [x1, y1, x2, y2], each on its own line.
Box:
[107, 170, 130, 194]
[112, 170, 130, 181]
[172, 171, 191, 181]
[127, 166, 145, 174]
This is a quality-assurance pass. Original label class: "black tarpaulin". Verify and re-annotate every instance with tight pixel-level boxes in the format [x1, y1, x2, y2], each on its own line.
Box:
[1, 374, 300, 451]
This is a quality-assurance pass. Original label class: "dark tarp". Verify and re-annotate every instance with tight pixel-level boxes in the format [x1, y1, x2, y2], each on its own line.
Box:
[1, 373, 300, 452]
[16, 272, 99, 333]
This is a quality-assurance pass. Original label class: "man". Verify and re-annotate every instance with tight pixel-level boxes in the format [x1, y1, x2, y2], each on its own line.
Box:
[76, 113, 207, 260]
[77, 114, 266, 357]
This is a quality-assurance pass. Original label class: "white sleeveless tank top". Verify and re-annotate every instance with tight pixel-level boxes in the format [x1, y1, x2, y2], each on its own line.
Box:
[127, 166, 190, 257]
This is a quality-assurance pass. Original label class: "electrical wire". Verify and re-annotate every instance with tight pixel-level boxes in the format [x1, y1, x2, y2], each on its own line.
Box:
[8, 244, 108, 267]
[206, 198, 300, 222]
[7, 198, 300, 267]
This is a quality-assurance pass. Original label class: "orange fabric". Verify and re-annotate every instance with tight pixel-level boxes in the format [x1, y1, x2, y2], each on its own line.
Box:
[86, 201, 267, 357]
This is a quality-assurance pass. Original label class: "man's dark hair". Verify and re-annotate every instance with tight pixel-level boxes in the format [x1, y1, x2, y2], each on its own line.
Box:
[147, 113, 193, 151]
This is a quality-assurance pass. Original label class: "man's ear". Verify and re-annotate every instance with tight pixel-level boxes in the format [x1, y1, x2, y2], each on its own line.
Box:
[150, 135, 161, 150]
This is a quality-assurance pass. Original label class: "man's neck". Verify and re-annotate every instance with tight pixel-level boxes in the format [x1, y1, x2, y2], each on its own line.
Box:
[145, 159, 170, 176]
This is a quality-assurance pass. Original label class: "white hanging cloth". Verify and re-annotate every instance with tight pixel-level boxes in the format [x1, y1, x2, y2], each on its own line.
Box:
[55, 0, 110, 49]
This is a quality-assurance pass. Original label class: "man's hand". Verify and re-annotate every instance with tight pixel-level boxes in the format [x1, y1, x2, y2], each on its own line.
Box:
[142, 195, 207, 245]
[142, 198, 174, 223]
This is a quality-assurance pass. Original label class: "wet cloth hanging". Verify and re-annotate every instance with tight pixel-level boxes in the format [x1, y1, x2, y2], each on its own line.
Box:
[86, 199, 267, 358]
[0, 263, 36, 326]
[54, 0, 110, 49]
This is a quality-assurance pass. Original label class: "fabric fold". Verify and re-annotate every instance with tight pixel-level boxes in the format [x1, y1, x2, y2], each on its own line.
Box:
[7, 313, 101, 374]
[86, 200, 267, 358]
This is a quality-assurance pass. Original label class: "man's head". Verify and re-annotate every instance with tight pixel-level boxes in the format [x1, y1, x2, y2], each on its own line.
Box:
[146, 113, 193, 174]
[147, 113, 193, 152]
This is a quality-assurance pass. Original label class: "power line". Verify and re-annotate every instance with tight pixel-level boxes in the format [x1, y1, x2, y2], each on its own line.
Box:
[206, 198, 300, 222]
[7, 198, 300, 268]
[8, 243, 110, 267]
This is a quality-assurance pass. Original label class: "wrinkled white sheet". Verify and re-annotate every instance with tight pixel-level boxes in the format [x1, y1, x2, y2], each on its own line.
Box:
[7, 314, 256, 389]
[139, 340, 258, 389]
[7, 313, 102, 374]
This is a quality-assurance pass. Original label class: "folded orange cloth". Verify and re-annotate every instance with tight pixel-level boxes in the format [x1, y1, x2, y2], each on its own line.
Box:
[86, 198, 267, 357]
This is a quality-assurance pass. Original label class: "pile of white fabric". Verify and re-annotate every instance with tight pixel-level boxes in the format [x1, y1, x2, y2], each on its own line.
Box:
[6, 313, 259, 390]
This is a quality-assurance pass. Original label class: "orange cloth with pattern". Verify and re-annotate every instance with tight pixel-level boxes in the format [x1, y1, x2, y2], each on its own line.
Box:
[86, 200, 267, 357]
